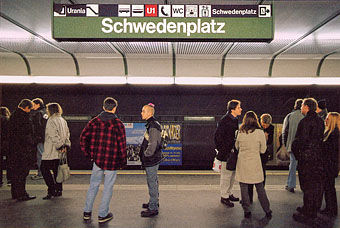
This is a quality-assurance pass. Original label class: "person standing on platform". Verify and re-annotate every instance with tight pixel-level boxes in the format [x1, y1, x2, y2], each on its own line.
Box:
[8, 99, 36, 201]
[214, 99, 242, 207]
[235, 111, 272, 219]
[41, 103, 70, 200]
[139, 103, 164, 217]
[282, 99, 304, 193]
[31, 98, 48, 180]
[81, 97, 127, 224]
[0, 107, 11, 187]
[320, 112, 339, 217]
[291, 98, 325, 225]
[316, 99, 328, 121]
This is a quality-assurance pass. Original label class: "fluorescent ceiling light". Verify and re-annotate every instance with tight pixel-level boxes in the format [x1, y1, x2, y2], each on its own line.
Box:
[127, 77, 174, 84]
[175, 77, 222, 85]
[80, 76, 126, 84]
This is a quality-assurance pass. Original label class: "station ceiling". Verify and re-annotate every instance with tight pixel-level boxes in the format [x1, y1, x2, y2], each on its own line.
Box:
[1, 0, 340, 79]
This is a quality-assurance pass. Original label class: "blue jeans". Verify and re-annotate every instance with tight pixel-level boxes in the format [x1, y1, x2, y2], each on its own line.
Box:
[36, 143, 44, 176]
[145, 164, 160, 211]
[84, 163, 117, 217]
[287, 152, 297, 188]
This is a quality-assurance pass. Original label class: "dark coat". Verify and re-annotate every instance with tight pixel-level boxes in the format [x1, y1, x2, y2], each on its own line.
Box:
[31, 107, 48, 144]
[323, 127, 339, 178]
[8, 108, 36, 168]
[291, 111, 325, 174]
[139, 117, 164, 167]
[1, 116, 10, 156]
[214, 112, 239, 162]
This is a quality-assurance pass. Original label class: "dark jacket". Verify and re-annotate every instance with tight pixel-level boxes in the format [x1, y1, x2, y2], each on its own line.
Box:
[261, 124, 274, 164]
[214, 112, 239, 162]
[80, 111, 127, 170]
[1, 116, 10, 156]
[139, 117, 163, 167]
[323, 127, 339, 178]
[31, 107, 48, 144]
[8, 108, 36, 168]
[291, 111, 325, 173]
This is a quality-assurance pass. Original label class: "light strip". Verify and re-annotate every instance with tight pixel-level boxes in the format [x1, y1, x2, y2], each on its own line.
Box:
[1, 76, 340, 85]
[127, 77, 174, 85]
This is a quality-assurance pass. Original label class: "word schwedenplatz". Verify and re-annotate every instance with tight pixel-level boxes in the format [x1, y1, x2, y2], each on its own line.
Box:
[102, 18, 225, 37]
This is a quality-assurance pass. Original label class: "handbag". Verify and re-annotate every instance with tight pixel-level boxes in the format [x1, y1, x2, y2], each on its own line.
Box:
[212, 149, 222, 172]
[56, 152, 71, 183]
[226, 149, 238, 171]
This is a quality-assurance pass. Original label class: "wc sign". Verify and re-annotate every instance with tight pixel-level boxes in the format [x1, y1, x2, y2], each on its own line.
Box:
[172, 5, 185, 17]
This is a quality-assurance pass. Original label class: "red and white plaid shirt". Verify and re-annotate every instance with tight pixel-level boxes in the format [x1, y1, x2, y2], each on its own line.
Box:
[80, 112, 127, 170]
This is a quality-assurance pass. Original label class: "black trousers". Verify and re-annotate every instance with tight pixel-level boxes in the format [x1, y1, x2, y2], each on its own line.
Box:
[323, 175, 338, 214]
[11, 165, 30, 199]
[41, 159, 62, 195]
[248, 160, 266, 201]
[298, 170, 324, 218]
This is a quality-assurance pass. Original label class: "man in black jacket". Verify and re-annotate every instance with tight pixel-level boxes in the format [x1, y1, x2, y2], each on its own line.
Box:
[139, 103, 163, 217]
[31, 98, 48, 180]
[292, 98, 325, 225]
[214, 99, 242, 207]
[8, 99, 36, 201]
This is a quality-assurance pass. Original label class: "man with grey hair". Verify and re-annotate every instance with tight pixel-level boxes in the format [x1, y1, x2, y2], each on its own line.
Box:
[282, 99, 304, 193]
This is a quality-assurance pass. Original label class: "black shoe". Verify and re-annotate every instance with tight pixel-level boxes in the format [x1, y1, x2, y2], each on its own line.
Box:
[141, 209, 159, 217]
[83, 212, 92, 221]
[229, 194, 239, 202]
[142, 203, 160, 209]
[285, 186, 295, 193]
[292, 212, 316, 226]
[221, 197, 234, 207]
[320, 208, 338, 217]
[98, 212, 113, 224]
[244, 211, 252, 218]
[265, 210, 272, 219]
[42, 194, 53, 200]
[296, 206, 304, 214]
[17, 195, 36, 202]
[53, 191, 62, 197]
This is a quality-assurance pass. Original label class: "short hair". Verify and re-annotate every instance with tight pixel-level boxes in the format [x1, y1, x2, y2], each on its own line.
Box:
[46, 103, 63, 117]
[0, 106, 11, 119]
[303, 98, 317, 112]
[240, 111, 261, 134]
[260, 113, 272, 125]
[32, 98, 44, 107]
[294, 99, 303, 110]
[18, 99, 33, 110]
[103, 97, 118, 111]
[144, 103, 155, 115]
[318, 99, 326, 110]
[227, 99, 241, 112]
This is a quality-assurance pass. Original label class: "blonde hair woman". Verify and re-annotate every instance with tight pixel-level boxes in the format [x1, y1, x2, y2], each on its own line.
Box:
[41, 103, 71, 200]
[320, 112, 339, 217]
[235, 111, 272, 219]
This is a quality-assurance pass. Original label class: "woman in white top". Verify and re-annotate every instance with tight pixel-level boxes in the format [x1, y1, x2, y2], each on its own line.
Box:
[235, 111, 272, 219]
[41, 103, 71, 200]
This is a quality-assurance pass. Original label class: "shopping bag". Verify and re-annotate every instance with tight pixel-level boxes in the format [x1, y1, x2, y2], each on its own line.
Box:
[56, 152, 70, 183]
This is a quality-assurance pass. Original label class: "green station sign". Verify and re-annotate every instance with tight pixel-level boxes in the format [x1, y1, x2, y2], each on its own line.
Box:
[53, 4, 274, 42]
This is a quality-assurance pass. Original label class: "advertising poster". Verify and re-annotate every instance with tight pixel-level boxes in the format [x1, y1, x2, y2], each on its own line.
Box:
[124, 122, 182, 166]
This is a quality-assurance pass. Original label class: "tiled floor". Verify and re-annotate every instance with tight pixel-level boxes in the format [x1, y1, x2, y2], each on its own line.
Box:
[0, 171, 339, 228]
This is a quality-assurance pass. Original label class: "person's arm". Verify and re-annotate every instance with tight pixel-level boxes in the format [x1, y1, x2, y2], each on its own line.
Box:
[260, 130, 267, 154]
[144, 128, 160, 157]
[116, 121, 127, 165]
[80, 121, 92, 158]
[282, 114, 289, 147]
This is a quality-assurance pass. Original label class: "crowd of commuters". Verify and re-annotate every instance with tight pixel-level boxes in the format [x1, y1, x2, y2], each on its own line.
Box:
[0, 96, 339, 226]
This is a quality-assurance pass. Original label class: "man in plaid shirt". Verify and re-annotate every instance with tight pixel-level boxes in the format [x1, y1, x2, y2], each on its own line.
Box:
[80, 97, 127, 224]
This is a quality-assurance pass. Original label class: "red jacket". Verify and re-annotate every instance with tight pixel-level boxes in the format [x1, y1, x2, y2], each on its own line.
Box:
[80, 112, 127, 170]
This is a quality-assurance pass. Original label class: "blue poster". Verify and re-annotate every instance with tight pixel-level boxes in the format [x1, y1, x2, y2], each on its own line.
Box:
[124, 122, 182, 166]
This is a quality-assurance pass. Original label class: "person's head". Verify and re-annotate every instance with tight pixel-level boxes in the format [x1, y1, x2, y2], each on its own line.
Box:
[260, 113, 272, 129]
[227, 99, 242, 117]
[32, 98, 44, 111]
[18, 99, 33, 113]
[294, 99, 303, 110]
[301, 98, 317, 115]
[0, 106, 11, 119]
[103, 97, 118, 113]
[141, 103, 155, 120]
[324, 112, 340, 141]
[46, 103, 63, 117]
[240, 111, 261, 134]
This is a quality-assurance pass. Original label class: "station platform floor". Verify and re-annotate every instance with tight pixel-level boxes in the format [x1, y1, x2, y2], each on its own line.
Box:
[0, 170, 339, 228]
